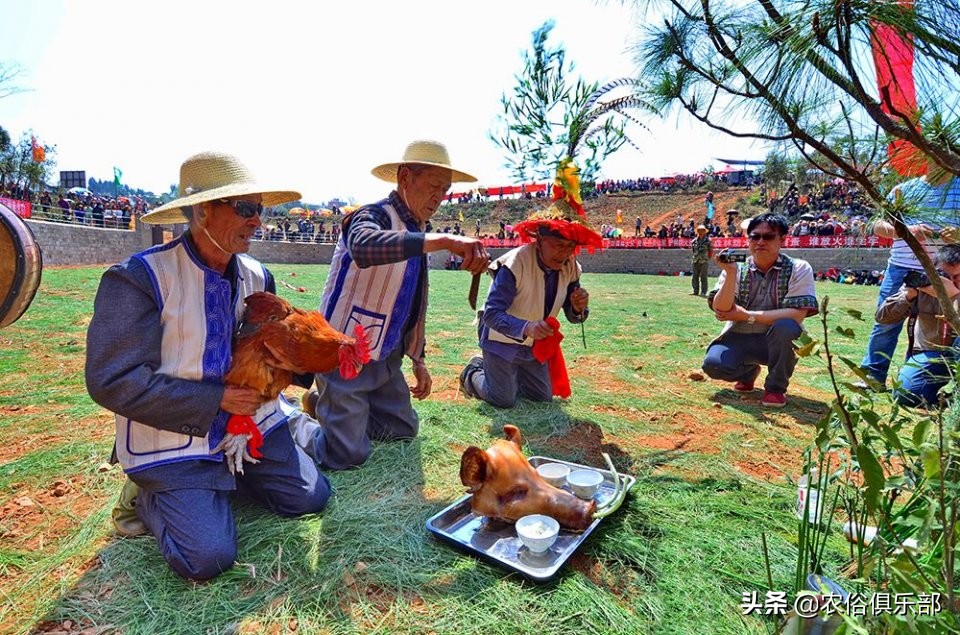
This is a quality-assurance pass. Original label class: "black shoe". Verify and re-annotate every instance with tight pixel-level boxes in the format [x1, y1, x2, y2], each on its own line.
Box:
[459, 355, 483, 399]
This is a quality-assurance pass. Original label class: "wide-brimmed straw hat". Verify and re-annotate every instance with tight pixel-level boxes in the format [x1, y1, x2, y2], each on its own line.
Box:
[370, 140, 477, 184]
[140, 151, 301, 225]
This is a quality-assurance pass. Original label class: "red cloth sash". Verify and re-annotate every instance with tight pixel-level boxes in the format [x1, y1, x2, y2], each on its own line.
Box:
[531, 316, 572, 399]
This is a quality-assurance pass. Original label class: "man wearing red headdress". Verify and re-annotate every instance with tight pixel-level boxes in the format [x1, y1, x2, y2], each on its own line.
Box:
[459, 161, 602, 407]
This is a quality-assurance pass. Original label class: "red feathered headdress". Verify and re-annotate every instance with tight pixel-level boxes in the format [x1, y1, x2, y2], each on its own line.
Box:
[512, 158, 603, 253]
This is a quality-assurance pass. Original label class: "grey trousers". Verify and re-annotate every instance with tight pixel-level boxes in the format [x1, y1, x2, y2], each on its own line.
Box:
[307, 348, 419, 470]
[466, 348, 553, 408]
[701, 319, 803, 393]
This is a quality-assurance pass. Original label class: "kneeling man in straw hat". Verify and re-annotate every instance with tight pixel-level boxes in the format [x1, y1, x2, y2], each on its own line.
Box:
[299, 140, 489, 470]
[459, 159, 601, 408]
[86, 152, 331, 580]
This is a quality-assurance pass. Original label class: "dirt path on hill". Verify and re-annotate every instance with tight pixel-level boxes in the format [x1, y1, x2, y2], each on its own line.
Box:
[588, 190, 746, 231]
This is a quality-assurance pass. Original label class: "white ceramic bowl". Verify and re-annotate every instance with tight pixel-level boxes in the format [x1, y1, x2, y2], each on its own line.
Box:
[567, 469, 604, 500]
[536, 462, 571, 488]
[515, 514, 560, 553]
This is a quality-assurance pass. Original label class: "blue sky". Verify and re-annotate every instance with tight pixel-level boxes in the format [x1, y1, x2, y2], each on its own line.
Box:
[0, 0, 768, 203]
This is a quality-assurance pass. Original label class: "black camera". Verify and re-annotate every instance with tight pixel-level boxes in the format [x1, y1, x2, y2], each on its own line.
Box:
[903, 269, 945, 288]
[718, 250, 748, 263]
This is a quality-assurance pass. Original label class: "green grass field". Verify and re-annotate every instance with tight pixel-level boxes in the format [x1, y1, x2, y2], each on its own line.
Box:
[0, 264, 886, 634]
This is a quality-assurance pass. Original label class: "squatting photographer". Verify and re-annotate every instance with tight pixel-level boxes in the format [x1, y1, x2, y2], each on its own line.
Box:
[875, 243, 960, 407]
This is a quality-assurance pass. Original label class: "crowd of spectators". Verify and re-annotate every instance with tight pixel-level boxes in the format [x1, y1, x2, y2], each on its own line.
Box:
[2, 177, 880, 249]
[635, 213, 745, 240]
[769, 181, 873, 237]
[441, 170, 763, 206]
[594, 171, 764, 195]
[1, 182, 154, 229]
[445, 187, 549, 205]
[253, 217, 341, 244]
[595, 173, 710, 194]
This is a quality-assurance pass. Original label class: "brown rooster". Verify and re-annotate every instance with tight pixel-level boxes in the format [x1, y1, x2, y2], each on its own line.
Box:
[223, 291, 369, 456]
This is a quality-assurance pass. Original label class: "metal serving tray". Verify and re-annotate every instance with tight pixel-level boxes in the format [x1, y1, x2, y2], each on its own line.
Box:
[425, 455, 635, 582]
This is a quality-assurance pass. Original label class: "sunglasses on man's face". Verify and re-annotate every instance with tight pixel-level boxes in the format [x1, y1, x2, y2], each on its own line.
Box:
[749, 232, 779, 242]
[219, 198, 263, 219]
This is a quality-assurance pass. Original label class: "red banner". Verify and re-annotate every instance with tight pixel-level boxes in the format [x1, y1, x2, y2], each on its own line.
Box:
[0, 197, 32, 219]
[31, 136, 45, 163]
[481, 235, 893, 250]
[871, 1, 922, 176]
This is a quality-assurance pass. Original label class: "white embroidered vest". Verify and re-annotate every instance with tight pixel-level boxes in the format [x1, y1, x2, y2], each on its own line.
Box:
[320, 202, 425, 361]
[114, 237, 292, 473]
[487, 243, 581, 347]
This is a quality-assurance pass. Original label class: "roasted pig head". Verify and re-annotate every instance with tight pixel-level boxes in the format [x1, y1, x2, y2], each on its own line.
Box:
[459, 424, 596, 531]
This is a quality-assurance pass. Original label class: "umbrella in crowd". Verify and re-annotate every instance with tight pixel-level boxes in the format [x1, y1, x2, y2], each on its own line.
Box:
[67, 186, 92, 196]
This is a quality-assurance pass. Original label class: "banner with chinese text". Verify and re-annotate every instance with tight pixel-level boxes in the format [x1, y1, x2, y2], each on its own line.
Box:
[480, 235, 893, 250]
[0, 197, 32, 219]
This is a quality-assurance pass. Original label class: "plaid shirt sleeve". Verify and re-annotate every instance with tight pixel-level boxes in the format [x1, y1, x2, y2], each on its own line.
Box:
[345, 206, 425, 268]
[782, 259, 819, 313]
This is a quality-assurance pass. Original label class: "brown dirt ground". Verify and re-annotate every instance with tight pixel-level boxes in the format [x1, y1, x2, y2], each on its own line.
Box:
[568, 551, 647, 612]
[0, 415, 113, 465]
[336, 579, 429, 630]
[593, 189, 747, 230]
[429, 350, 817, 483]
[0, 476, 106, 554]
[569, 355, 637, 394]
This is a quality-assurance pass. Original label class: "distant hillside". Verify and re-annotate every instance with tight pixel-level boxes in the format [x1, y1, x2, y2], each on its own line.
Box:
[433, 187, 764, 235]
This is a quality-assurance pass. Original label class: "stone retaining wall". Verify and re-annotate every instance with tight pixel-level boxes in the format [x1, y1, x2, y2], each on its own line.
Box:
[429, 246, 890, 275]
[22, 218, 152, 266]
[20, 217, 889, 274]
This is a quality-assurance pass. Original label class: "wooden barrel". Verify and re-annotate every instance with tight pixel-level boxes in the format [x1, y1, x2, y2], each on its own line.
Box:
[0, 203, 42, 328]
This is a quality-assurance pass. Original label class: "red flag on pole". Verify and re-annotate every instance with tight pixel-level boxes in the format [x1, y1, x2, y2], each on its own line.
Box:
[31, 136, 45, 163]
[870, 1, 923, 176]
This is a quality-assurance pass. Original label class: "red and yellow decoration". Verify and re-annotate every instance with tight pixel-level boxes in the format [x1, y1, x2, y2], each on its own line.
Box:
[513, 158, 603, 253]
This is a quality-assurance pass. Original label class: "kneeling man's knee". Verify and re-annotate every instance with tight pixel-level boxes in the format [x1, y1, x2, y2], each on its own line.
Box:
[170, 539, 237, 581]
[486, 393, 518, 408]
[701, 359, 724, 379]
[275, 477, 332, 518]
[769, 318, 802, 341]
[338, 446, 372, 470]
[702, 348, 738, 380]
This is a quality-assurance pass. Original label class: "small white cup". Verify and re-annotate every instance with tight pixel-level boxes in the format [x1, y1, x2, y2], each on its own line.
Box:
[567, 469, 604, 500]
[536, 462, 570, 488]
[516, 514, 560, 553]
[796, 473, 824, 524]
